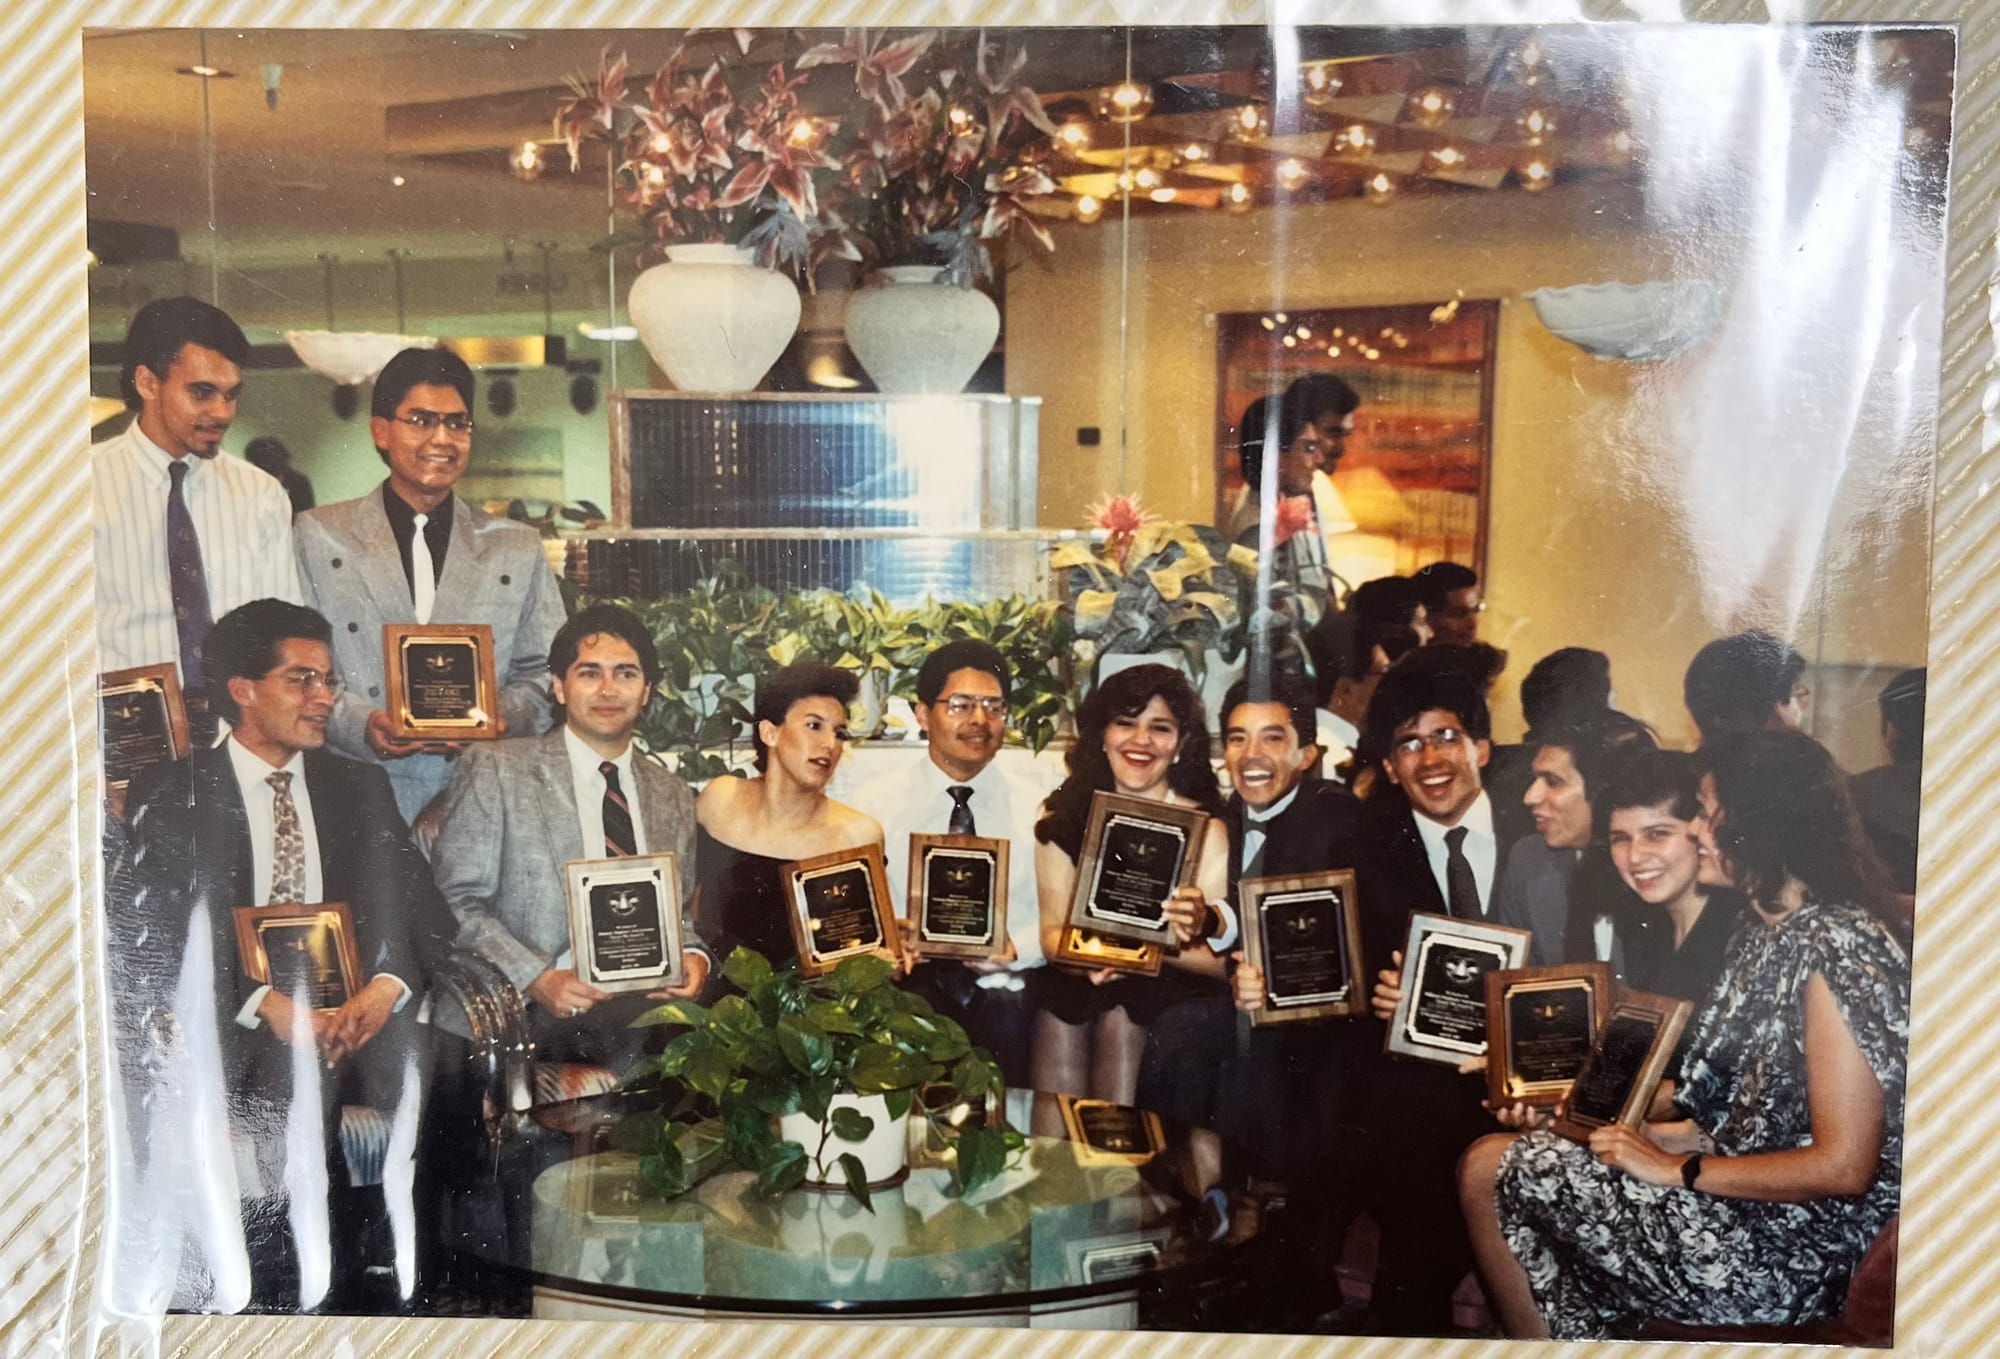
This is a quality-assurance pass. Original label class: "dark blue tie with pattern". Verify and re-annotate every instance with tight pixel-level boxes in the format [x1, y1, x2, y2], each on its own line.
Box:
[167, 460, 215, 742]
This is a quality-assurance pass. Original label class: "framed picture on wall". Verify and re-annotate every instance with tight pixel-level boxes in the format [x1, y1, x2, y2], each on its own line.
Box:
[1215, 299, 1498, 591]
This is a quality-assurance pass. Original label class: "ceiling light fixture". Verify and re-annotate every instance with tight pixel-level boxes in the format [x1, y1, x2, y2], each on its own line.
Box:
[1302, 62, 1344, 107]
[1518, 108, 1555, 145]
[1226, 181, 1253, 213]
[1429, 145, 1466, 170]
[1408, 86, 1455, 130]
[578, 322, 640, 342]
[1074, 194, 1104, 223]
[1365, 171, 1397, 204]
[177, 65, 234, 79]
[1233, 104, 1269, 139]
[1099, 81, 1154, 123]
[1276, 158, 1308, 189]
[1056, 121, 1092, 151]
[1181, 142, 1210, 162]
[390, 174, 407, 188]
[1333, 124, 1377, 156]
[1520, 157, 1555, 191]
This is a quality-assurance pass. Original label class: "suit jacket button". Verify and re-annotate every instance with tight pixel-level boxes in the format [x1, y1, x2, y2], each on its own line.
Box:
[500, 574, 511, 585]
[347, 622, 359, 633]
[331, 557, 343, 568]
[369, 686, 380, 698]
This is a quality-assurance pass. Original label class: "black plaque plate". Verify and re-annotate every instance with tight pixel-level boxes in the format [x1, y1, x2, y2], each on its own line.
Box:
[1241, 870, 1365, 1025]
[99, 664, 191, 811]
[783, 844, 900, 978]
[232, 902, 363, 1012]
[383, 623, 499, 739]
[1058, 1094, 1166, 1165]
[1485, 965, 1613, 1106]
[1554, 990, 1693, 1142]
[565, 854, 685, 993]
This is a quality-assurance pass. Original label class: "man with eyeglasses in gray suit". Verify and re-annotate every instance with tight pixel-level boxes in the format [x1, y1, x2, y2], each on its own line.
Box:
[295, 347, 568, 824]
[846, 640, 1049, 1085]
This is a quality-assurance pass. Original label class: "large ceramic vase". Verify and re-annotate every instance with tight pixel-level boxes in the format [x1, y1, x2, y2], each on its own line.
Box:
[626, 243, 800, 393]
[775, 1091, 910, 1191]
[843, 265, 1000, 394]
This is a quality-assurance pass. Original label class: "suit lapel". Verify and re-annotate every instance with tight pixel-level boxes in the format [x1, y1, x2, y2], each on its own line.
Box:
[348, 491, 418, 627]
[432, 496, 486, 619]
[302, 750, 347, 901]
[534, 730, 588, 864]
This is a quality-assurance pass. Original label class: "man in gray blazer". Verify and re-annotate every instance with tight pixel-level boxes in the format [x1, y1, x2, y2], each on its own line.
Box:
[431, 603, 708, 1068]
[294, 347, 568, 823]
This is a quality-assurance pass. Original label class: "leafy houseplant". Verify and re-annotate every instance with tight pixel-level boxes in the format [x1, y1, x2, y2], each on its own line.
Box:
[625, 948, 1018, 1209]
[1051, 496, 1264, 684]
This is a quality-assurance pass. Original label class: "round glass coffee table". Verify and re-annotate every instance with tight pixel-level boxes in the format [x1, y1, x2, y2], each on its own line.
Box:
[448, 1087, 1262, 1328]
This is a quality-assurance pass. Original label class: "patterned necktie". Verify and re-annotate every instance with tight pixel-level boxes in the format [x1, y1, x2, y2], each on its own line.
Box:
[947, 785, 976, 836]
[410, 512, 436, 624]
[167, 460, 214, 739]
[268, 770, 306, 904]
[1444, 825, 1481, 918]
[601, 761, 636, 857]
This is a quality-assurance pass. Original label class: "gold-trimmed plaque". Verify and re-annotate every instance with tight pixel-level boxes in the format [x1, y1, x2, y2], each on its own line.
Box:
[1553, 989, 1694, 1143]
[1240, 869, 1365, 1026]
[1383, 912, 1534, 1066]
[232, 901, 363, 1012]
[906, 832, 1009, 961]
[1049, 926, 1163, 976]
[99, 663, 191, 814]
[1485, 963, 1616, 1107]
[564, 853, 685, 994]
[781, 843, 900, 979]
[1065, 790, 1208, 945]
[1057, 1094, 1166, 1166]
[382, 622, 500, 740]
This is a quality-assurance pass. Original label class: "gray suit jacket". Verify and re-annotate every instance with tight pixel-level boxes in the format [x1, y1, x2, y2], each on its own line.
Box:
[295, 487, 569, 821]
[430, 728, 705, 998]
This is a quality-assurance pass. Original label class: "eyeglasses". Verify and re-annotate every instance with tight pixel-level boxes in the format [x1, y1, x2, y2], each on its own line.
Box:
[1391, 726, 1467, 758]
[940, 696, 1009, 719]
[394, 409, 474, 436]
[269, 667, 346, 699]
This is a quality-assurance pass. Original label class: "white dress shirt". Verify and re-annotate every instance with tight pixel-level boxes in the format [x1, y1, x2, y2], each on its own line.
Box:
[565, 726, 649, 859]
[849, 749, 1047, 977]
[225, 737, 407, 1026]
[92, 424, 302, 676]
[1411, 790, 1499, 917]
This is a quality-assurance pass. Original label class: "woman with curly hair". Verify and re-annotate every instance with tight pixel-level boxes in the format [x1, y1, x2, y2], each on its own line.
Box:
[1459, 728, 1908, 1339]
[1032, 663, 1231, 1103]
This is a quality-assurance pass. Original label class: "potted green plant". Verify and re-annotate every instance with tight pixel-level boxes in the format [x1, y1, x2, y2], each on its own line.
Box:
[622, 948, 1018, 1209]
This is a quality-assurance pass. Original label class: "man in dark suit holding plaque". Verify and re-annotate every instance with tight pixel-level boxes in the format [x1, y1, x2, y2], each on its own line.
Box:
[430, 603, 709, 1070]
[1347, 645, 1530, 1334]
[295, 347, 569, 824]
[107, 599, 452, 1313]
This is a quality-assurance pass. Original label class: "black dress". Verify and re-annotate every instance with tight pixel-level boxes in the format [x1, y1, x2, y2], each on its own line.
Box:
[693, 825, 794, 968]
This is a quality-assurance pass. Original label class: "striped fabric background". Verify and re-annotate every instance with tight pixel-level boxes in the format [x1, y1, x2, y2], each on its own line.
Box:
[4, 1, 1993, 1355]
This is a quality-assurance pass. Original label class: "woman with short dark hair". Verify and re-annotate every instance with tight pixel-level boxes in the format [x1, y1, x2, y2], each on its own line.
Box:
[1459, 729, 1909, 1339]
[693, 662, 883, 965]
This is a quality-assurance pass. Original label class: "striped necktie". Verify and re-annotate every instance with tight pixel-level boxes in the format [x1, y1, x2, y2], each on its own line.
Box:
[601, 760, 636, 857]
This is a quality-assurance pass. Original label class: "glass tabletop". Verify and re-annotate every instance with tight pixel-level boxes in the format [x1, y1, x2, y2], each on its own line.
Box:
[446, 1086, 1263, 1317]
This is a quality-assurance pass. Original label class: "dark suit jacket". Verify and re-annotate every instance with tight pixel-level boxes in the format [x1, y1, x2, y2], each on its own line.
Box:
[1225, 779, 1364, 884]
[110, 743, 451, 1108]
[1355, 787, 1527, 978]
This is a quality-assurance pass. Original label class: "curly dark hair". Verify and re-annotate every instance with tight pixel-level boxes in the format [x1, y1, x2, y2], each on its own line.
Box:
[1700, 729, 1901, 930]
[1035, 663, 1222, 860]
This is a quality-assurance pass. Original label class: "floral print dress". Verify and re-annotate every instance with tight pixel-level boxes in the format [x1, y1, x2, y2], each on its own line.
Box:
[1494, 900, 1909, 1339]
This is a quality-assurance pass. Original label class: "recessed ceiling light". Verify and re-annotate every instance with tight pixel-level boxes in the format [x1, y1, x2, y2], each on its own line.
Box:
[577, 322, 639, 342]
[391, 174, 407, 188]
[177, 65, 234, 79]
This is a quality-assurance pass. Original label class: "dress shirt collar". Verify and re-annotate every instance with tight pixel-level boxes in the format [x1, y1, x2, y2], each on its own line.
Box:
[915, 749, 1008, 799]
[128, 422, 196, 483]
[565, 723, 636, 788]
[1411, 788, 1495, 855]
[225, 732, 306, 786]
[1242, 784, 1301, 825]
[381, 481, 454, 545]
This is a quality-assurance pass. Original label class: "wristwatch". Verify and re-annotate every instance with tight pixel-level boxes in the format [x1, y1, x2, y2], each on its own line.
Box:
[1680, 1152, 1704, 1189]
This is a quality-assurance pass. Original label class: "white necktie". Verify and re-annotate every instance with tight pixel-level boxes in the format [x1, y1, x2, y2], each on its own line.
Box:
[411, 512, 435, 624]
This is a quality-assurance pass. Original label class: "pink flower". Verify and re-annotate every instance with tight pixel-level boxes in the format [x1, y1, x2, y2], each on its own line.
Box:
[1090, 494, 1149, 537]
[1272, 496, 1316, 547]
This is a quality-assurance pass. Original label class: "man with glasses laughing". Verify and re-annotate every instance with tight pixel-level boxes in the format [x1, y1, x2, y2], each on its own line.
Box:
[295, 347, 568, 823]
[847, 640, 1048, 1085]
[108, 599, 452, 1312]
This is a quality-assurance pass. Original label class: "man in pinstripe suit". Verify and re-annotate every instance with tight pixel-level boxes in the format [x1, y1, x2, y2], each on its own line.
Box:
[94, 297, 301, 742]
[295, 347, 569, 824]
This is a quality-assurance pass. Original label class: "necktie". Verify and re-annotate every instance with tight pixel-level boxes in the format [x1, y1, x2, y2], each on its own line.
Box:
[1444, 825, 1481, 919]
[411, 512, 436, 624]
[947, 785, 976, 836]
[167, 461, 214, 739]
[268, 770, 306, 904]
[601, 761, 636, 857]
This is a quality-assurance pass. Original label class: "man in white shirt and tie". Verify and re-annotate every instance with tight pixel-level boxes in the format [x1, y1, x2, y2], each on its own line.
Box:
[846, 640, 1049, 1085]
[108, 599, 450, 1311]
[431, 603, 709, 1070]
[94, 297, 301, 745]
[296, 347, 568, 823]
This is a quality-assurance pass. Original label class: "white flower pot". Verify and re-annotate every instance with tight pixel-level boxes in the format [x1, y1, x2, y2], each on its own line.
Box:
[775, 1091, 910, 1191]
[843, 265, 1000, 394]
[627, 244, 801, 393]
